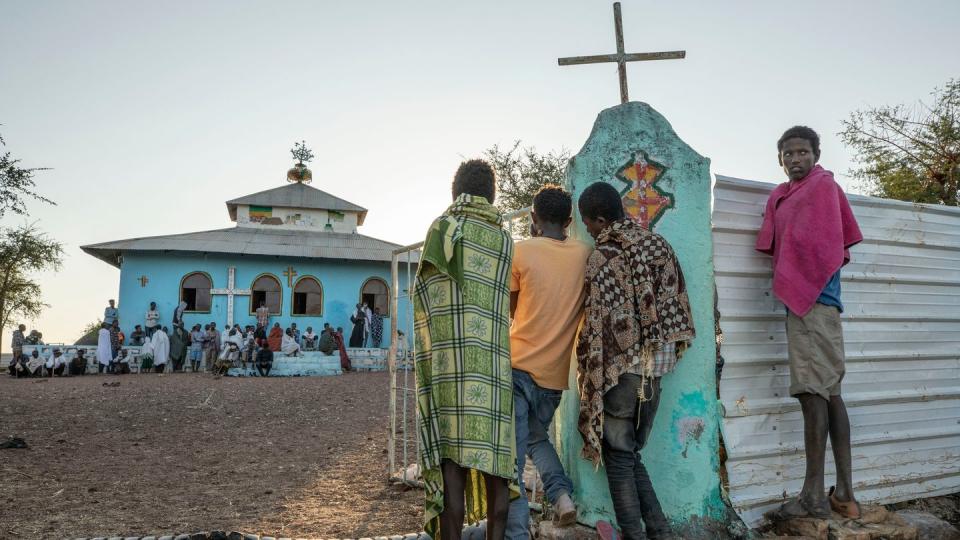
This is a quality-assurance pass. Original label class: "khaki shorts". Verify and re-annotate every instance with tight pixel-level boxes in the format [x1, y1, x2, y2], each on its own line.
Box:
[786, 303, 845, 400]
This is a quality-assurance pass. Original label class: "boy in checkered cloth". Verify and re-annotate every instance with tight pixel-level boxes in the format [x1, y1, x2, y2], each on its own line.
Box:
[576, 182, 695, 540]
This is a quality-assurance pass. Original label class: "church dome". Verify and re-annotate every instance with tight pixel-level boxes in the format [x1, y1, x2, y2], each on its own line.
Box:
[287, 163, 313, 184]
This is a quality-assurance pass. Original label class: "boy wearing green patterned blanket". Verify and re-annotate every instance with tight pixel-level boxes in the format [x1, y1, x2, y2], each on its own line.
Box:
[414, 160, 516, 539]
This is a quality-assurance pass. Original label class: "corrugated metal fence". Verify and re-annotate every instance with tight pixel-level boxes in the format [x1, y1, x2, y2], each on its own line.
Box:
[712, 175, 960, 526]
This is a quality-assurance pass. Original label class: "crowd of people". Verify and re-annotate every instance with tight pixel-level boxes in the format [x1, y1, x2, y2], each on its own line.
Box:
[6, 297, 392, 378]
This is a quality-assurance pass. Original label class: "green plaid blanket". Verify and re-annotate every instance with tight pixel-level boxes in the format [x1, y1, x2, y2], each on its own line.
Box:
[414, 194, 516, 537]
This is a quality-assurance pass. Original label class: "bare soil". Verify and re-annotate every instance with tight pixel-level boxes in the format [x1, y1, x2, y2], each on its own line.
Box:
[0, 371, 423, 539]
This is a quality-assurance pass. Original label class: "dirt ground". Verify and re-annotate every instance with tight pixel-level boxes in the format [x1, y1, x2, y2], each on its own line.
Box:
[0, 371, 423, 539]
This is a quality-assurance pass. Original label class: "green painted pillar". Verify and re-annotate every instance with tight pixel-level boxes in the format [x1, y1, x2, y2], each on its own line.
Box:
[558, 102, 724, 527]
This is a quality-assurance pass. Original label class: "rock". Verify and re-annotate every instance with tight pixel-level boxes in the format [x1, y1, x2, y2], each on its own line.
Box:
[125, 537, 140, 540]
[243, 534, 259, 540]
[261, 536, 276, 540]
[142, 537, 157, 540]
[108, 536, 123, 540]
[190, 533, 209, 540]
[895, 510, 960, 540]
[210, 532, 228, 540]
[174, 535, 191, 540]
[538, 521, 597, 540]
[158, 536, 175, 540]
[225, 533, 245, 540]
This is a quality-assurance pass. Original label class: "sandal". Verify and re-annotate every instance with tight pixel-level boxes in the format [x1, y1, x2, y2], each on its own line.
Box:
[828, 486, 862, 519]
[767, 497, 831, 521]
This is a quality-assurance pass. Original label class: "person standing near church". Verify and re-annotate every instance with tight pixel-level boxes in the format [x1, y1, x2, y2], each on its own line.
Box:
[109, 320, 122, 360]
[267, 323, 283, 352]
[97, 323, 112, 374]
[170, 324, 188, 371]
[576, 182, 695, 540]
[348, 303, 365, 347]
[758, 126, 863, 520]
[152, 326, 171, 373]
[173, 300, 187, 327]
[104, 299, 118, 326]
[370, 307, 384, 348]
[189, 324, 204, 372]
[145, 301, 160, 337]
[505, 186, 590, 536]
[256, 301, 270, 330]
[10, 324, 26, 372]
[413, 160, 514, 539]
[334, 326, 351, 371]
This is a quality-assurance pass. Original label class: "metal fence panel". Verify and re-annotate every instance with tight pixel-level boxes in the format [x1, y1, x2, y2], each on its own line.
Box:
[712, 175, 960, 526]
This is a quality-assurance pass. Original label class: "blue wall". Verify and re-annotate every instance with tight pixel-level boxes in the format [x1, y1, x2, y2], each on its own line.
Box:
[114, 252, 413, 347]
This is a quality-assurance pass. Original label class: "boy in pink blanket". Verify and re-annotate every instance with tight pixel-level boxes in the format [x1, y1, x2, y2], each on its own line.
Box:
[757, 126, 863, 520]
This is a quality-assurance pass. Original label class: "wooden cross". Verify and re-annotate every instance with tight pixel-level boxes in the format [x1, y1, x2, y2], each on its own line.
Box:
[137, 275, 149, 287]
[210, 267, 251, 327]
[282, 266, 298, 287]
[558, 2, 685, 104]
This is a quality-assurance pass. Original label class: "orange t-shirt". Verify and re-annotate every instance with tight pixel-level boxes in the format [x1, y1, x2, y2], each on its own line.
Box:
[510, 236, 593, 390]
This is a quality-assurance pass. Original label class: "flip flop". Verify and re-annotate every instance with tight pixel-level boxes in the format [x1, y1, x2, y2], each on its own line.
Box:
[766, 497, 831, 521]
[596, 520, 620, 540]
[828, 486, 862, 519]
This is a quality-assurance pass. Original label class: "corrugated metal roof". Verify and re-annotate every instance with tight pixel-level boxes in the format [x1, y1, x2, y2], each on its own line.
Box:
[713, 175, 960, 526]
[225, 183, 368, 224]
[81, 226, 419, 268]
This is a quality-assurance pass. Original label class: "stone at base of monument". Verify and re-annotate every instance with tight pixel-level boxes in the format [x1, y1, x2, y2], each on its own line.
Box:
[765, 504, 920, 540]
[538, 521, 597, 540]
[894, 510, 960, 540]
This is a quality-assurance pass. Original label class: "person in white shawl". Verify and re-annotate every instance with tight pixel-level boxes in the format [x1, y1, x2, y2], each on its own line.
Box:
[97, 323, 113, 373]
[151, 326, 170, 373]
[281, 328, 302, 356]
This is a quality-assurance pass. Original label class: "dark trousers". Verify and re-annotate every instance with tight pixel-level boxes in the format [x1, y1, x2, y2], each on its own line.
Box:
[257, 362, 272, 377]
[602, 374, 670, 540]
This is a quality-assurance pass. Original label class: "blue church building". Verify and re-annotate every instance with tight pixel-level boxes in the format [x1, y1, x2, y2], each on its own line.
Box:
[82, 166, 415, 349]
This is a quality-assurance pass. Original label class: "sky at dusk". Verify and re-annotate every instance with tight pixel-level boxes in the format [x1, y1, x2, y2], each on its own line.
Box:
[1, 0, 957, 347]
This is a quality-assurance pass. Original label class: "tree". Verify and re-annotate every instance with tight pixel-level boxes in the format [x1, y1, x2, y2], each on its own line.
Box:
[840, 79, 960, 206]
[484, 141, 571, 237]
[0, 130, 54, 217]
[0, 224, 64, 352]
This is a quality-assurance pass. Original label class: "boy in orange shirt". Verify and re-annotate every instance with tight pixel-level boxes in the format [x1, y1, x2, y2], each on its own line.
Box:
[506, 185, 592, 537]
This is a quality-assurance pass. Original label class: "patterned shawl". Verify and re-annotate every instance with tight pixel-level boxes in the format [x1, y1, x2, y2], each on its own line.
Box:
[414, 194, 517, 538]
[576, 219, 696, 466]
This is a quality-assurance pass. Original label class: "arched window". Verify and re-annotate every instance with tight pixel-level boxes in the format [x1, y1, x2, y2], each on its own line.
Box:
[180, 272, 212, 312]
[292, 276, 323, 316]
[250, 274, 282, 315]
[360, 277, 390, 317]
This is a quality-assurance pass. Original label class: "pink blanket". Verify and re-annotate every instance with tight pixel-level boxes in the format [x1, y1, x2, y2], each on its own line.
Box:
[755, 165, 863, 316]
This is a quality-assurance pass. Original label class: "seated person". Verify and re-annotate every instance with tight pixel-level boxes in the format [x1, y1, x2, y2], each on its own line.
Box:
[70, 349, 88, 375]
[280, 328, 302, 357]
[45, 348, 67, 377]
[255, 338, 273, 377]
[318, 327, 337, 355]
[8, 353, 31, 378]
[129, 325, 145, 346]
[24, 350, 44, 377]
[112, 349, 132, 374]
[302, 326, 318, 350]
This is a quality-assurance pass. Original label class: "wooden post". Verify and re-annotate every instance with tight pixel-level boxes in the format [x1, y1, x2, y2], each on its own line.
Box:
[387, 251, 400, 476]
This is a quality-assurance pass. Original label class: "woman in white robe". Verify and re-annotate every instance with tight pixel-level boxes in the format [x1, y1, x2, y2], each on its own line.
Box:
[281, 328, 302, 356]
[151, 327, 170, 373]
[97, 324, 112, 374]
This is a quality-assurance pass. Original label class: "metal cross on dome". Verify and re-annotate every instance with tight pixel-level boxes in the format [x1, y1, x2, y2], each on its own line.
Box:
[558, 2, 686, 104]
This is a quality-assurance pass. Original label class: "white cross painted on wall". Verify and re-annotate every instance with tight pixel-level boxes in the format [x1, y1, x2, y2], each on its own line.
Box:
[210, 267, 251, 327]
